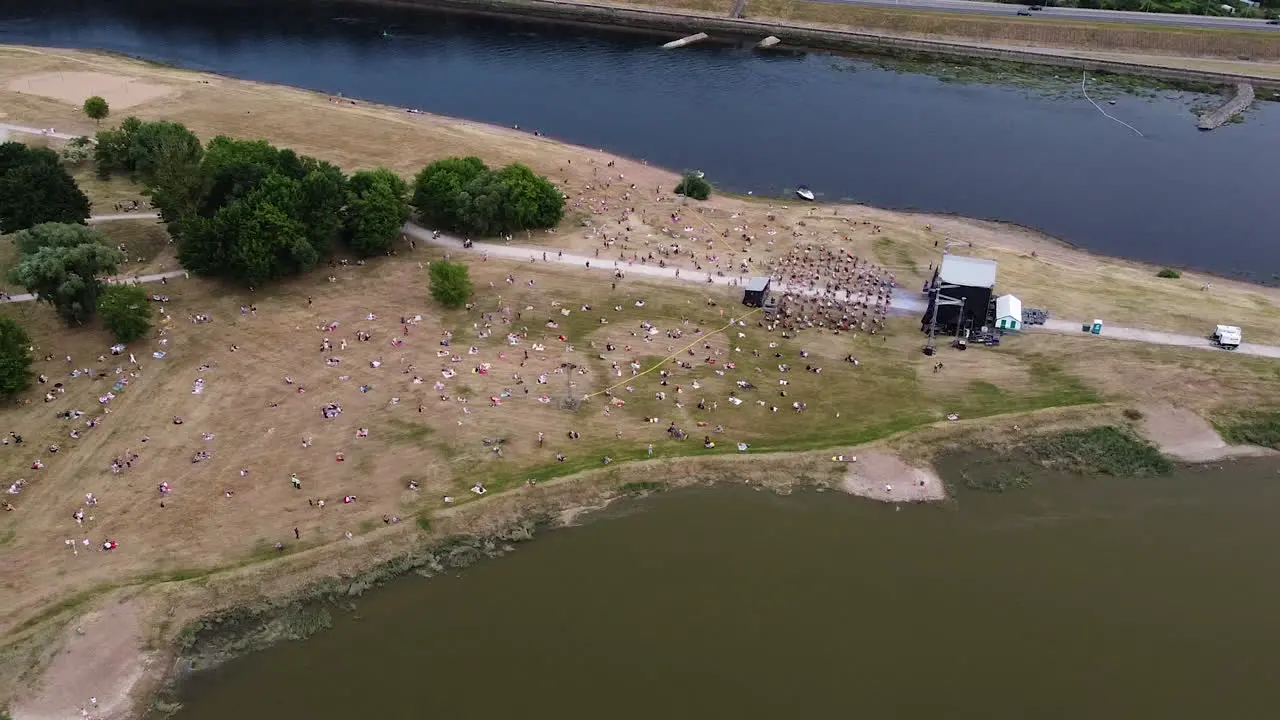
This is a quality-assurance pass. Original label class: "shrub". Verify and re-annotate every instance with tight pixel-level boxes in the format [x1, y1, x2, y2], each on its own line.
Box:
[98, 284, 154, 342]
[429, 260, 472, 309]
[674, 172, 712, 200]
[1156, 268, 1182, 279]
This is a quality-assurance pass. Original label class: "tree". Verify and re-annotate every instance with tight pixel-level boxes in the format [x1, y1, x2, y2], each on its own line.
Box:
[675, 173, 712, 201]
[411, 157, 565, 237]
[83, 96, 110, 125]
[412, 156, 489, 229]
[150, 135, 347, 285]
[9, 231, 123, 325]
[97, 284, 153, 342]
[0, 316, 33, 397]
[344, 168, 410, 257]
[13, 222, 107, 256]
[429, 260, 472, 308]
[0, 152, 91, 233]
[94, 117, 201, 184]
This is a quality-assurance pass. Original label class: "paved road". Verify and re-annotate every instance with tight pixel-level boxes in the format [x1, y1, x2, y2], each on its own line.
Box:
[812, 0, 1280, 30]
[7, 212, 1273, 359]
[0, 122, 82, 141]
[399, 223, 1280, 360]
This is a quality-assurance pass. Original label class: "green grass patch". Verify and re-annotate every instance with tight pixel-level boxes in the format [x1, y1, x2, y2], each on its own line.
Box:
[384, 418, 434, 445]
[1156, 268, 1182, 279]
[619, 480, 665, 495]
[1021, 426, 1173, 476]
[1216, 409, 1280, 449]
[873, 236, 919, 274]
[0, 528, 14, 546]
[960, 468, 1032, 493]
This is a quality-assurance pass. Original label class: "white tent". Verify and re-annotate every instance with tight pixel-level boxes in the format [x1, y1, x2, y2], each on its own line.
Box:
[995, 295, 1022, 331]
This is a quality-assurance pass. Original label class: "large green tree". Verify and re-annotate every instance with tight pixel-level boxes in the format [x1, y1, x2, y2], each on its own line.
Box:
[411, 157, 563, 237]
[151, 136, 347, 285]
[94, 117, 202, 184]
[0, 316, 33, 397]
[97, 284, 154, 343]
[344, 168, 410, 257]
[412, 156, 489, 230]
[0, 143, 91, 234]
[83, 96, 110, 125]
[13, 222, 108, 256]
[428, 260, 472, 309]
[9, 237, 123, 325]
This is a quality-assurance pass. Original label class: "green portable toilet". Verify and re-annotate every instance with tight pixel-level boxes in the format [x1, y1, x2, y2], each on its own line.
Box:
[1090, 319, 1103, 335]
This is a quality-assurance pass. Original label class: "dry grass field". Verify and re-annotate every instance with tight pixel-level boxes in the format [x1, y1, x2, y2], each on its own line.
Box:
[2, 44, 1280, 719]
[608, 0, 1280, 62]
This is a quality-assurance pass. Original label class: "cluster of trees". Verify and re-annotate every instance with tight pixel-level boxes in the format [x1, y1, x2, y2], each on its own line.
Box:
[95, 118, 411, 285]
[411, 157, 564, 237]
[0, 142, 91, 233]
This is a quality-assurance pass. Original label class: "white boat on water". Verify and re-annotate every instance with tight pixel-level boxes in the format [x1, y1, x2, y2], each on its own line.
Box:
[796, 186, 815, 201]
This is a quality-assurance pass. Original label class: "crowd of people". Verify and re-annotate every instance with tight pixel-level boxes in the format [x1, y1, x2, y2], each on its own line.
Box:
[765, 244, 897, 336]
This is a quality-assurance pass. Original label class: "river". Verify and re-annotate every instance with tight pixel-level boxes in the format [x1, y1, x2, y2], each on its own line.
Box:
[0, 0, 1278, 280]
[173, 456, 1280, 719]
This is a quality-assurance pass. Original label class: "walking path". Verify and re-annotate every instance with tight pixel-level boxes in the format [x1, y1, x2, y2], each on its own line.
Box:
[0, 122, 81, 141]
[396, 223, 1280, 360]
[8, 212, 1277, 359]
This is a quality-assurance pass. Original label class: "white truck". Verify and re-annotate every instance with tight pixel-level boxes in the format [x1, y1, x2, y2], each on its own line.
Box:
[1212, 324, 1242, 350]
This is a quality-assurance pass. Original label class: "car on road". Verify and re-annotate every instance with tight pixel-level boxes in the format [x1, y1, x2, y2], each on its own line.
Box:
[1016, 10, 1033, 15]
[1268, 18, 1280, 24]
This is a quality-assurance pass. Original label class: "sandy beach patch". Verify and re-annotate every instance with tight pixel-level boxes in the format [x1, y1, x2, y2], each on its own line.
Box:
[8, 71, 175, 110]
[1136, 403, 1276, 463]
[11, 596, 154, 720]
[838, 451, 947, 503]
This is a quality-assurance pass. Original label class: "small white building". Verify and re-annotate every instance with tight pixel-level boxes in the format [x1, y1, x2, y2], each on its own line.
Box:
[995, 295, 1022, 331]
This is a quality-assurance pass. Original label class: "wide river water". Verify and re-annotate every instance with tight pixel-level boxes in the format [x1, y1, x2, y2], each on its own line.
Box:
[174, 458, 1280, 719]
[0, 0, 1278, 279]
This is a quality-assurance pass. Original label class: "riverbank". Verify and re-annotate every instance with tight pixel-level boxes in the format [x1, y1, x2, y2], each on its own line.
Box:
[362, 0, 1280, 85]
[3, 44, 1280, 720]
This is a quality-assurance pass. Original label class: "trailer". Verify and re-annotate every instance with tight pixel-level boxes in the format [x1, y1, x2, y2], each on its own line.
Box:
[1212, 324, 1241, 350]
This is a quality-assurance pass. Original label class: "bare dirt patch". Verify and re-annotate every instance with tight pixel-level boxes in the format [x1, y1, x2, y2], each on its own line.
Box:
[1136, 402, 1275, 463]
[8, 71, 176, 111]
[838, 450, 946, 502]
[11, 592, 153, 720]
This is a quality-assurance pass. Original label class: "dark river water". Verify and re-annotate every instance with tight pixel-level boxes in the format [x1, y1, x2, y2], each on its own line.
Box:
[173, 458, 1280, 719]
[1, 0, 1278, 279]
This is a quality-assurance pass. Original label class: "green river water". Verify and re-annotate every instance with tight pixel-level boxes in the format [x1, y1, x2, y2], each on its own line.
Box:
[175, 456, 1280, 719]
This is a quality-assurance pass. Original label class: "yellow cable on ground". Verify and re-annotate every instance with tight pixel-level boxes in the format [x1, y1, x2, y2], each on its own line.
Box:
[586, 306, 761, 399]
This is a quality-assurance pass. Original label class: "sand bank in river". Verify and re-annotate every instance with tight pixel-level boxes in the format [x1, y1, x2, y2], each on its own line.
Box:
[838, 451, 947, 503]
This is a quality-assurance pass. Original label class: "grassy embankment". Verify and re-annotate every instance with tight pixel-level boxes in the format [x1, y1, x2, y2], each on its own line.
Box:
[2, 44, 1280, 717]
[605, 0, 1280, 64]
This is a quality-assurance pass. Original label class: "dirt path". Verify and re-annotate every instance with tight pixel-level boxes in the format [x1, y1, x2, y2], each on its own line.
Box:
[1136, 403, 1276, 463]
[11, 594, 153, 720]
